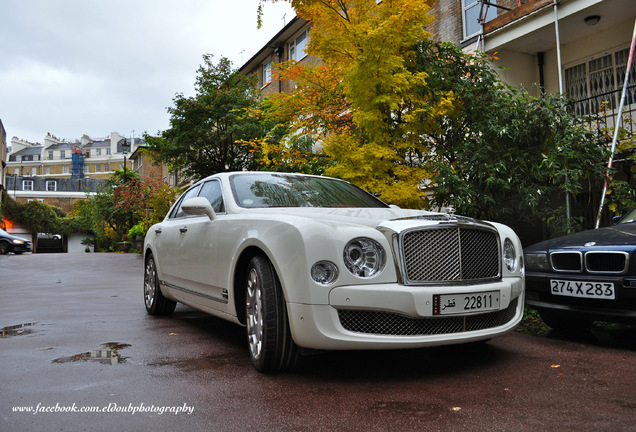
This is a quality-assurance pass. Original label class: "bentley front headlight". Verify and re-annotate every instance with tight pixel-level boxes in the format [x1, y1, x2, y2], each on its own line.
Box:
[343, 238, 385, 277]
[503, 238, 518, 272]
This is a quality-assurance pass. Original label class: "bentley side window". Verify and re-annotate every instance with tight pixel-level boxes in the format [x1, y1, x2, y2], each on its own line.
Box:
[169, 185, 202, 219]
[198, 180, 225, 214]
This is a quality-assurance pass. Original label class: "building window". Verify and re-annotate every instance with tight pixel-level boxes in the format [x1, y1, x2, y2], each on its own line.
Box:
[14, 168, 19, 175]
[22, 180, 34, 191]
[96, 149, 102, 156]
[105, 163, 110, 172]
[62, 166, 69, 174]
[289, 30, 308, 61]
[60, 150, 66, 159]
[262, 60, 272, 87]
[48, 151, 54, 160]
[46, 181, 57, 192]
[462, 0, 497, 39]
[31, 167, 37, 176]
[95, 164, 101, 173]
[565, 47, 636, 116]
[135, 155, 144, 170]
[106, 149, 111, 155]
[45, 166, 51, 175]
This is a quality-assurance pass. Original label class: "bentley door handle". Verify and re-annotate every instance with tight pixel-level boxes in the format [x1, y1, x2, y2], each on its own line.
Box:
[154, 228, 162, 234]
[179, 227, 188, 234]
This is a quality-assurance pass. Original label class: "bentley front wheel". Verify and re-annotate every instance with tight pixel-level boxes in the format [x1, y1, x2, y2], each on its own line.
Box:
[245, 255, 299, 372]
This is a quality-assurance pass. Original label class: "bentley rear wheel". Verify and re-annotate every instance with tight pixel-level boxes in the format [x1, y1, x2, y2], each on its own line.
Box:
[246, 255, 299, 372]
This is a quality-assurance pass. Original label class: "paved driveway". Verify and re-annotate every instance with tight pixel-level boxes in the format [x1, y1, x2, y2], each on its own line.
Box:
[1, 253, 635, 431]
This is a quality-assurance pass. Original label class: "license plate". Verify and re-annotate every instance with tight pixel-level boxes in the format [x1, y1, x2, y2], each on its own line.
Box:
[433, 291, 500, 315]
[550, 279, 615, 300]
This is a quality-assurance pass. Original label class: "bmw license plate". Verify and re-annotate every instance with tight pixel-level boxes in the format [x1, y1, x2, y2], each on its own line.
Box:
[433, 291, 500, 315]
[550, 279, 615, 300]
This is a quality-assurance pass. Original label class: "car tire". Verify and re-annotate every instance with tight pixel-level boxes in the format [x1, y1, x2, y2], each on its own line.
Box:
[245, 255, 299, 372]
[539, 310, 592, 333]
[0, 242, 8, 254]
[144, 253, 177, 315]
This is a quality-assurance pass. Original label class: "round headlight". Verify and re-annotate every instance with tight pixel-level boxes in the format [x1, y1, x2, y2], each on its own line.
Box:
[503, 238, 517, 272]
[343, 238, 385, 277]
[311, 261, 339, 285]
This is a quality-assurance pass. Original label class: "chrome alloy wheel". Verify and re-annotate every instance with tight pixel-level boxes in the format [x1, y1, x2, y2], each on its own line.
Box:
[246, 267, 264, 361]
[144, 257, 158, 310]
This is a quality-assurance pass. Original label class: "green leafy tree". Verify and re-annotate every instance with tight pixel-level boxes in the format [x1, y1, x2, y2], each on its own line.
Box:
[418, 42, 609, 240]
[146, 55, 266, 180]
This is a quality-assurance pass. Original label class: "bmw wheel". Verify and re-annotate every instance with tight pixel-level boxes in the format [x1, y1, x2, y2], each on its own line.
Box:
[144, 253, 177, 315]
[245, 255, 299, 372]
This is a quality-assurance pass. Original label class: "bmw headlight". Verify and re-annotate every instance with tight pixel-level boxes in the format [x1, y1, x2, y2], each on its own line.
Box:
[343, 238, 385, 277]
[503, 238, 518, 272]
[12, 239, 24, 245]
[524, 252, 550, 272]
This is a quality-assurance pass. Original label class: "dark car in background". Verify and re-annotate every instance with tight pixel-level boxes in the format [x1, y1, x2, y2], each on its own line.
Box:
[524, 209, 636, 331]
[0, 228, 32, 255]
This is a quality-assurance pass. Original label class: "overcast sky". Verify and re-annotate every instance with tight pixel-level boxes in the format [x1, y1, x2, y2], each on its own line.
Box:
[1, 0, 295, 145]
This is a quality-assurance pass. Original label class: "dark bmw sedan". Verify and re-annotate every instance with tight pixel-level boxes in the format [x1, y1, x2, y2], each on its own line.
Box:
[0, 228, 32, 254]
[524, 210, 636, 331]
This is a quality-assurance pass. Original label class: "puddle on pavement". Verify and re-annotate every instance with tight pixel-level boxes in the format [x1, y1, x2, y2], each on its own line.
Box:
[0, 323, 35, 338]
[52, 342, 131, 365]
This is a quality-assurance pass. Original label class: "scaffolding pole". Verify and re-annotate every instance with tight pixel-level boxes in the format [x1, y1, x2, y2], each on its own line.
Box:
[595, 16, 636, 229]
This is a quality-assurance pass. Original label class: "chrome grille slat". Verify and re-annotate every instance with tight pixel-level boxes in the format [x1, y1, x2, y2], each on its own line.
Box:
[400, 227, 500, 284]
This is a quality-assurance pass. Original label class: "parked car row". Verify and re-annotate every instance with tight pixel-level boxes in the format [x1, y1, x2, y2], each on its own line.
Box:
[143, 172, 636, 371]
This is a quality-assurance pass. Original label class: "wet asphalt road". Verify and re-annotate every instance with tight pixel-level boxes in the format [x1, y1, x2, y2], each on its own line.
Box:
[1, 253, 635, 432]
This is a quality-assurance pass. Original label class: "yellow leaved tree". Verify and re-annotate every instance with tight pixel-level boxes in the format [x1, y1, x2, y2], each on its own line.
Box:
[254, 0, 456, 208]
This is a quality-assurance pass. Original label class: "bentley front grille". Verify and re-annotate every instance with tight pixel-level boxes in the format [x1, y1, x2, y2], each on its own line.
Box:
[399, 227, 500, 284]
[337, 299, 518, 336]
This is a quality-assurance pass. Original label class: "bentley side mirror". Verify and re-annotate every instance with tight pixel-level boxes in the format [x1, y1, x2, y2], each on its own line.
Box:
[182, 197, 216, 220]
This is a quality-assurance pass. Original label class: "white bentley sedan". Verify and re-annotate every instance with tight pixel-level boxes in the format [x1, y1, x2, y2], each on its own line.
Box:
[144, 172, 525, 371]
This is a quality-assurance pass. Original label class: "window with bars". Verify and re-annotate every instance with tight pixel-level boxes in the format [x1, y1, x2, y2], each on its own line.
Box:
[565, 47, 636, 116]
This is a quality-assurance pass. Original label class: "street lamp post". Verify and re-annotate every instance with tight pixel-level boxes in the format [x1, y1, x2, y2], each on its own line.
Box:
[122, 138, 130, 182]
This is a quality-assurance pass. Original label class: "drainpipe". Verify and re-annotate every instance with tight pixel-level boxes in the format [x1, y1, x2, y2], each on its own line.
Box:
[553, 0, 570, 226]
[538, 52, 545, 92]
[553, 1, 564, 94]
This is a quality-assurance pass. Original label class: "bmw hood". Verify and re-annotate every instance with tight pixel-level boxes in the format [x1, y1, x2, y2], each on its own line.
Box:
[525, 222, 636, 252]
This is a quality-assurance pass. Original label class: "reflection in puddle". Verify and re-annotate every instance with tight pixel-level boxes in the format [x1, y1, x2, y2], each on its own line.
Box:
[53, 342, 131, 365]
[0, 323, 35, 338]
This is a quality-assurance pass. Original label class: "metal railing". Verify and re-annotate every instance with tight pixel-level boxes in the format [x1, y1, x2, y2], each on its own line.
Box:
[575, 85, 636, 140]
